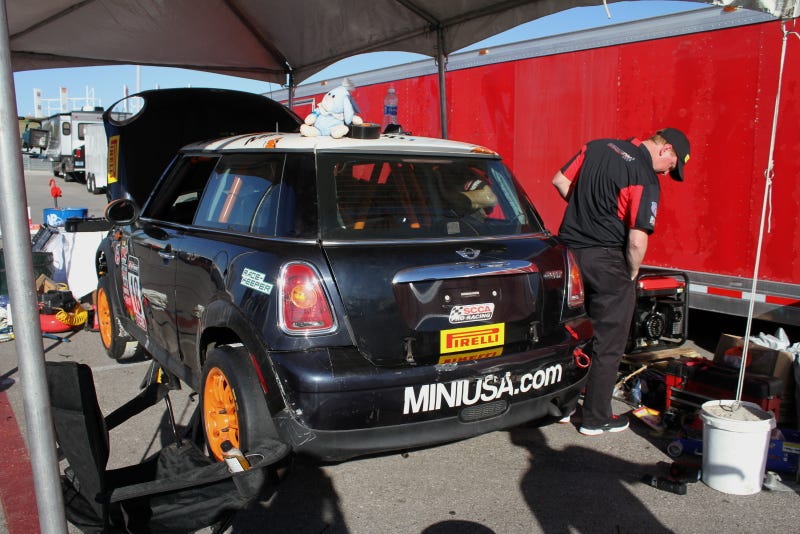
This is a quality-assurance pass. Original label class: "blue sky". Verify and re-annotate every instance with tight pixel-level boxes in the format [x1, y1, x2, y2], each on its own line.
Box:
[13, 1, 705, 117]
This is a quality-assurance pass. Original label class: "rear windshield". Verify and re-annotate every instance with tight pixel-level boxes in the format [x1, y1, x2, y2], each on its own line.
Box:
[317, 154, 544, 239]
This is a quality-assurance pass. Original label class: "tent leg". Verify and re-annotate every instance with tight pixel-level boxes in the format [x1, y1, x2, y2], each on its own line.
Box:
[288, 72, 295, 109]
[436, 29, 448, 140]
[0, 1, 68, 533]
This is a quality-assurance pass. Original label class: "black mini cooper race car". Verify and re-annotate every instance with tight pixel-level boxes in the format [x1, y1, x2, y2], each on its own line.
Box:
[95, 89, 592, 462]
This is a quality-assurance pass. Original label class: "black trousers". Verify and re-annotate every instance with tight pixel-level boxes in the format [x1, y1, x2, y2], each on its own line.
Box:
[572, 247, 636, 427]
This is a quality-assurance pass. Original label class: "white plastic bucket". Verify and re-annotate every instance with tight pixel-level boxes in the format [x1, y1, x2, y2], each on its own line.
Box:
[700, 400, 776, 495]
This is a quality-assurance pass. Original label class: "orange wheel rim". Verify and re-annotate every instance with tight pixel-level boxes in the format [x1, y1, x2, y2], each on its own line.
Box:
[97, 287, 113, 349]
[203, 367, 241, 461]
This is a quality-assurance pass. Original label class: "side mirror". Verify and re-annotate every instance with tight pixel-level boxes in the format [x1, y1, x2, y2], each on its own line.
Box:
[104, 198, 140, 225]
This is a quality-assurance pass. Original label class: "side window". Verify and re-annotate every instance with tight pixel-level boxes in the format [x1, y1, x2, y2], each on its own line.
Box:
[77, 123, 89, 141]
[192, 153, 318, 238]
[194, 155, 281, 233]
[62, 122, 71, 136]
[142, 155, 218, 224]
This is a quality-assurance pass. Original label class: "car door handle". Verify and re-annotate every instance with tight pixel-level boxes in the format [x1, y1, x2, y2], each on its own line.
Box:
[158, 244, 174, 260]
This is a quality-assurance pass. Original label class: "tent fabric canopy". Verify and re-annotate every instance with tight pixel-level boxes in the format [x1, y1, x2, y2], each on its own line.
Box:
[7, 0, 797, 86]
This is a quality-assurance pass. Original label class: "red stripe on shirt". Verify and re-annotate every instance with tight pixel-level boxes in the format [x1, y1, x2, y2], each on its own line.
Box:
[561, 144, 588, 182]
[618, 184, 644, 228]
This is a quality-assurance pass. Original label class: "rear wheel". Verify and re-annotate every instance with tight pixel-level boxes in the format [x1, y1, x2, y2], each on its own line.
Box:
[201, 345, 272, 461]
[96, 276, 138, 360]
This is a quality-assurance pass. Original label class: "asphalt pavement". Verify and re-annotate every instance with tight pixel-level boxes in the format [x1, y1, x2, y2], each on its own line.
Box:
[1, 164, 798, 533]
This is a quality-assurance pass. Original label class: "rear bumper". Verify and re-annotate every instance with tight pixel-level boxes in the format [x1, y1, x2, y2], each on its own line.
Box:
[274, 379, 585, 461]
[264, 320, 591, 461]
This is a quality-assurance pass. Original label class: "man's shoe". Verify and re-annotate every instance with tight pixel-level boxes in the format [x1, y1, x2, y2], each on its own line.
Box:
[558, 409, 576, 424]
[579, 414, 629, 436]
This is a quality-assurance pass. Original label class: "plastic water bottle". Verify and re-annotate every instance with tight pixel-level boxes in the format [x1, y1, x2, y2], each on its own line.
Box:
[631, 377, 642, 405]
[382, 87, 398, 130]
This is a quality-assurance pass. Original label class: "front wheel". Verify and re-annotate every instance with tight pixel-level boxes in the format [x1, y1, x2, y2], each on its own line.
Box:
[96, 276, 138, 360]
[201, 345, 273, 461]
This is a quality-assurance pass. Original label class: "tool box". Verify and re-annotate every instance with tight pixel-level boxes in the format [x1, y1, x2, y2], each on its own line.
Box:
[664, 357, 784, 422]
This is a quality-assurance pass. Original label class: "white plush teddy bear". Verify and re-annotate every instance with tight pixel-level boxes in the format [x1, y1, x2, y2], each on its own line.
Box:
[300, 81, 363, 138]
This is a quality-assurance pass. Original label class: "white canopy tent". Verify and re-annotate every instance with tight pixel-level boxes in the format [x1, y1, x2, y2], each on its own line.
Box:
[1, 1, 797, 531]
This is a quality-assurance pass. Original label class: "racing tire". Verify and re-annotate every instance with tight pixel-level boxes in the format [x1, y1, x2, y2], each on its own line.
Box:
[201, 345, 273, 462]
[96, 275, 138, 360]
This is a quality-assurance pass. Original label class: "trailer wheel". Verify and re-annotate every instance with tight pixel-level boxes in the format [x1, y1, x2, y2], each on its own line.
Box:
[86, 173, 94, 193]
[201, 345, 273, 462]
[666, 440, 684, 458]
[97, 276, 138, 360]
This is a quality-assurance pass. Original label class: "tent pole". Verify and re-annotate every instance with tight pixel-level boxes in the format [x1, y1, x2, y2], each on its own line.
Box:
[736, 21, 792, 403]
[288, 71, 295, 109]
[436, 28, 448, 139]
[0, 2, 67, 532]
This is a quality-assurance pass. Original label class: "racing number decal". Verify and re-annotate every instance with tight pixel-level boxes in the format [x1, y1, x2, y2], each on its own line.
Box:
[126, 255, 146, 330]
[119, 246, 146, 331]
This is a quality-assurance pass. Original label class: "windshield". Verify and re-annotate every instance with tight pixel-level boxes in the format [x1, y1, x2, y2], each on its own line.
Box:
[318, 154, 544, 239]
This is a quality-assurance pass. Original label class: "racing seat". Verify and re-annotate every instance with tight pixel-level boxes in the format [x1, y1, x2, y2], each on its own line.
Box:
[45, 361, 290, 533]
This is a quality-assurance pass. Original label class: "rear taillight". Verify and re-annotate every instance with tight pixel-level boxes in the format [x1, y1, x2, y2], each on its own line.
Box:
[279, 262, 336, 335]
[74, 147, 83, 158]
[566, 250, 585, 308]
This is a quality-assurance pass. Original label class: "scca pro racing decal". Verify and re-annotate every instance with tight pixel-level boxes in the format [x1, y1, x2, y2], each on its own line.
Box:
[403, 366, 563, 414]
[449, 303, 495, 324]
[440, 323, 504, 354]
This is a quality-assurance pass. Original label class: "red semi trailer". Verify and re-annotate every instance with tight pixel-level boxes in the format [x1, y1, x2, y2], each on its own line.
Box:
[272, 6, 800, 328]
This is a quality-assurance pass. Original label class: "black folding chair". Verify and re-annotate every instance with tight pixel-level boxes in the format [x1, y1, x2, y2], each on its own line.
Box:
[45, 361, 289, 533]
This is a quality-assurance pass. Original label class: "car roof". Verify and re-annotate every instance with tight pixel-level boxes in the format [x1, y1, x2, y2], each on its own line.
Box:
[182, 132, 500, 156]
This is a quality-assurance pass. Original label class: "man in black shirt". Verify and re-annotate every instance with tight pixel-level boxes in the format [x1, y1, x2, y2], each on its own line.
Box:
[552, 128, 690, 435]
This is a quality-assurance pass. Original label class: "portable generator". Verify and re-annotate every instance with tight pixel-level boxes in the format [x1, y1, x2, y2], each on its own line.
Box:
[626, 269, 688, 354]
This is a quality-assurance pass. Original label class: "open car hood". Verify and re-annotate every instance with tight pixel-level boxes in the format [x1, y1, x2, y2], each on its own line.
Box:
[104, 88, 302, 206]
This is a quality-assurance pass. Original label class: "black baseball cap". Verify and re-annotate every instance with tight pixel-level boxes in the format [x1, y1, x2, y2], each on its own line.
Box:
[658, 128, 690, 181]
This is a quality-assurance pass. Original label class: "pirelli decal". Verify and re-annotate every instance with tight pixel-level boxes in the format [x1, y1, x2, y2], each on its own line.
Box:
[107, 135, 120, 185]
[438, 347, 503, 365]
[440, 323, 504, 354]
